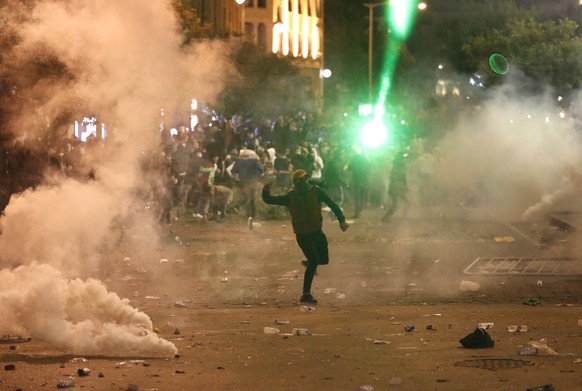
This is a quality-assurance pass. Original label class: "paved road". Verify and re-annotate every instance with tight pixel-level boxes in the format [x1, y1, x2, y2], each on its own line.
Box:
[152, 205, 582, 309]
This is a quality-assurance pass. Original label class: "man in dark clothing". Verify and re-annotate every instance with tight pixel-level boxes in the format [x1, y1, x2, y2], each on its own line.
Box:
[273, 149, 292, 193]
[323, 151, 346, 206]
[262, 169, 349, 304]
[382, 152, 408, 222]
[348, 150, 371, 218]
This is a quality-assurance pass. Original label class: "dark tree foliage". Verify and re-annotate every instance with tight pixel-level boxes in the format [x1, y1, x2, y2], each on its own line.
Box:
[172, 0, 210, 45]
[219, 41, 315, 118]
[0, 1, 79, 213]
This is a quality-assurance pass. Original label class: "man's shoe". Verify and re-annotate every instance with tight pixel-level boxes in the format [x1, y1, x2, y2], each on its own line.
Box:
[300, 293, 318, 305]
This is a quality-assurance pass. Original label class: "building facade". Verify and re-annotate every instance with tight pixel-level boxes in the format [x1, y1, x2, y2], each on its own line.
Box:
[192, 0, 325, 110]
[190, 0, 245, 37]
[245, 0, 324, 109]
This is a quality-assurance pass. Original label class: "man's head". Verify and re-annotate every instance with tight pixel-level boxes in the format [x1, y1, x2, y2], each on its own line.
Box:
[292, 169, 310, 192]
[292, 169, 308, 183]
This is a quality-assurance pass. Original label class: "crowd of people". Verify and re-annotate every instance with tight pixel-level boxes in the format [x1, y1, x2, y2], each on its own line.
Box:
[0, 104, 447, 232]
[148, 111, 438, 228]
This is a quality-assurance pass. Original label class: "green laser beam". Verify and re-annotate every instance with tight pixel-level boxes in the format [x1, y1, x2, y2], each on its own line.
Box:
[361, 0, 419, 149]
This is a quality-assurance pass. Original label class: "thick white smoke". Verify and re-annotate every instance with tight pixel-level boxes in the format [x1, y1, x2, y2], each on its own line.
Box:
[0, 262, 177, 356]
[436, 73, 582, 221]
[0, 0, 234, 356]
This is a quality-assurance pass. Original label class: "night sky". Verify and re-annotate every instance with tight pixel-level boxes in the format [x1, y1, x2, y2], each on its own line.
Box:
[324, 0, 371, 107]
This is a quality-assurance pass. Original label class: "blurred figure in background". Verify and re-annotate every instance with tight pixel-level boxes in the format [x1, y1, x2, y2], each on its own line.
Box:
[232, 148, 264, 229]
[382, 151, 409, 222]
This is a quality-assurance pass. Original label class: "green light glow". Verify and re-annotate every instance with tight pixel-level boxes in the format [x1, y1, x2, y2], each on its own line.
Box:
[361, 118, 389, 148]
[359, 1, 419, 150]
[387, 0, 419, 41]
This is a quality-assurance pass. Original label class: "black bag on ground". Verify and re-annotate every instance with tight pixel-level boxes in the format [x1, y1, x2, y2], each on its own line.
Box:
[459, 327, 495, 349]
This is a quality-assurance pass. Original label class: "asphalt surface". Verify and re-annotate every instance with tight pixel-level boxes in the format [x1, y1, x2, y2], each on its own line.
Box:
[2, 204, 582, 391]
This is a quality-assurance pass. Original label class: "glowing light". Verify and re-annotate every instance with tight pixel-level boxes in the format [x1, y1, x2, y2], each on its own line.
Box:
[438, 64, 443, 70]
[292, 0, 299, 57]
[282, 2, 289, 55]
[320, 68, 332, 78]
[558, 96, 563, 102]
[418, 2, 427, 10]
[559, 111, 566, 119]
[302, 11, 309, 58]
[360, 118, 388, 148]
[359, 104, 373, 117]
[388, 0, 419, 41]
[489, 53, 509, 75]
[373, 1, 419, 112]
[311, 18, 319, 59]
[235, 0, 245, 4]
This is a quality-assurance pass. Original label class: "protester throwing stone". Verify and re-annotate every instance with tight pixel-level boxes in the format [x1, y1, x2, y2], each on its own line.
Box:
[262, 169, 349, 304]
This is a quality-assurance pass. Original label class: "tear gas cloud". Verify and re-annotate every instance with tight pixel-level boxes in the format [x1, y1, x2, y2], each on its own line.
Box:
[0, 262, 177, 356]
[0, 0, 233, 356]
[435, 70, 582, 222]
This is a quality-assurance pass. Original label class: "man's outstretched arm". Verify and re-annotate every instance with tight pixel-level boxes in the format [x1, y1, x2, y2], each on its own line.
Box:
[261, 182, 290, 207]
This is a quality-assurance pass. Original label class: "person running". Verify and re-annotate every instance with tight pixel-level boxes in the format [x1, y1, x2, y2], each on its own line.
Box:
[262, 169, 349, 304]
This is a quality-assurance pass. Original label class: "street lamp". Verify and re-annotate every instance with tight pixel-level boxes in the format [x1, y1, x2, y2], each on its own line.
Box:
[363, 2, 390, 104]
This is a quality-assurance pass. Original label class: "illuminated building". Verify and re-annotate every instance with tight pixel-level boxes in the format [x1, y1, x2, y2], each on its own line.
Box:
[192, 0, 325, 110]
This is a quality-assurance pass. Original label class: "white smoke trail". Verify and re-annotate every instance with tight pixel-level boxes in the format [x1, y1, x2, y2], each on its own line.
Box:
[521, 184, 575, 222]
[0, 262, 177, 356]
[436, 77, 582, 219]
[0, 0, 234, 356]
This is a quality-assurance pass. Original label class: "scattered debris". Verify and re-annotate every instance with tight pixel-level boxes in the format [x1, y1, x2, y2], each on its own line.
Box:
[527, 340, 558, 355]
[300, 305, 316, 313]
[56, 377, 75, 389]
[460, 280, 480, 292]
[263, 327, 279, 335]
[507, 325, 528, 332]
[523, 297, 541, 306]
[292, 328, 309, 336]
[494, 236, 515, 243]
[526, 384, 555, 391]
[459, 328, 494, 349]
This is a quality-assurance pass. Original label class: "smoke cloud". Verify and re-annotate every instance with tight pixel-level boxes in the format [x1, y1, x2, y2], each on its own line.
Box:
[435, 70, 582, 221]
[0, 262, 177, 356]
[0, 0, 235, 356]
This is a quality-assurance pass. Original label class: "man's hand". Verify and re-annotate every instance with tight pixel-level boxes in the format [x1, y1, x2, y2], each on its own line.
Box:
[339, 221, 349, 232]
[263, 182, 273, 192]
